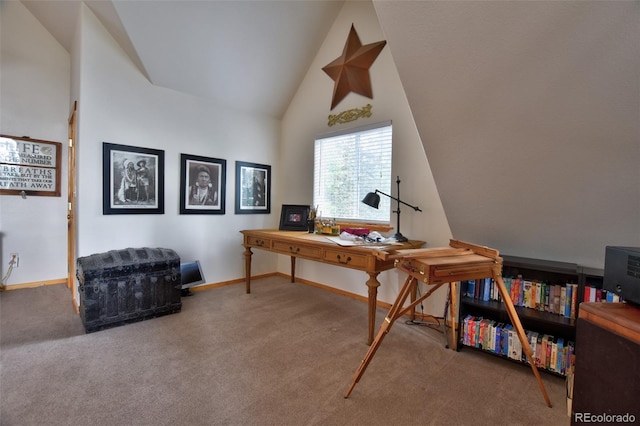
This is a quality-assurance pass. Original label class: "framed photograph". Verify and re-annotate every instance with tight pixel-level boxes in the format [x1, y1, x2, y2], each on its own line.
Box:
[0, 134, 62, 197]
[103, 142, 164, 215]
[279, 204, 310, 231]
[179, 154, 226, 215]
[235, 161, 271, 214]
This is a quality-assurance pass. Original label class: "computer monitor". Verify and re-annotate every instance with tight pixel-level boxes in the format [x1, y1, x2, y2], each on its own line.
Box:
[180, 260, 205, 296]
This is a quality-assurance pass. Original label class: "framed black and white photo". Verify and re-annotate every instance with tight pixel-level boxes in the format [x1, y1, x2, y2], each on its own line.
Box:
[279, 204, 310, 231]
[179, 154, 226, 214]
[235, 161, 271, 214]
[103, 142, 164, 215]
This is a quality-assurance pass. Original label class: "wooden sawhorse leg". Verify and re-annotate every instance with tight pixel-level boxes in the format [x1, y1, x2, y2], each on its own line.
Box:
[492, 266, 552, 408]
[345, 275, 446, 398]
[448, 281, 458, 351]
[439, 282, 458, 350]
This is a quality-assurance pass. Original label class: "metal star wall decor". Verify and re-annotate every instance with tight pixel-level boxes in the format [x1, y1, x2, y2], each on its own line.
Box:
[322, 24, 387, 110]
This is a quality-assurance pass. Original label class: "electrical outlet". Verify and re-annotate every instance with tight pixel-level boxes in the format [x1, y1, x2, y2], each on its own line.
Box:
[10, 253, 19, 268]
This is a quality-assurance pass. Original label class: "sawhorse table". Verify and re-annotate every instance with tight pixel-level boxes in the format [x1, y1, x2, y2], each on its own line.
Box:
[344, 239, 552, 407]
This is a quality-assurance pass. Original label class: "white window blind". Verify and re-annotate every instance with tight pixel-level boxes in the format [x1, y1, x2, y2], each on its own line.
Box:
[313, 121, 392, 223]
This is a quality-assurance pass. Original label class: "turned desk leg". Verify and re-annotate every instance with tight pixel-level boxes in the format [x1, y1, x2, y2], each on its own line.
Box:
[243, 246, 253, 294]
[366, 272, 381, 345]
[290, 256, 296, 283]
[410, 281, 417, 321]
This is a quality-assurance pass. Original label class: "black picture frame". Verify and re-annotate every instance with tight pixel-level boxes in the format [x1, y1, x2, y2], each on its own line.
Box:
[103, 142, 164, 215]
[179, 154, 226, 215]
[279, 204, 310, 231]
[235, 161, 271, 214]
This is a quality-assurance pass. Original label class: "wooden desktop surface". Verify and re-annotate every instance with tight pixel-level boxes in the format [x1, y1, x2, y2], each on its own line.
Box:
[578, 302, 640, 343]
[241, 229, 424, 344]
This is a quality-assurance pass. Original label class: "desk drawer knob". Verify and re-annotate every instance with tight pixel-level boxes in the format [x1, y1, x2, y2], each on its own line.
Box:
[289, 246, 300, 253]
[256, 240, 265, 247]
[337, 255, 351, 264]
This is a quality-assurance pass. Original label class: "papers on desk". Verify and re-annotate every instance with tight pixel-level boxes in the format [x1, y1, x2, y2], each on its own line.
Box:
[325, 236, 398, 247]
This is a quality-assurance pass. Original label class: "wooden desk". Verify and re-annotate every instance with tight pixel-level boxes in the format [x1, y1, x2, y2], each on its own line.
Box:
[241, 229, 424, 344]
[571, 302, 640, 424]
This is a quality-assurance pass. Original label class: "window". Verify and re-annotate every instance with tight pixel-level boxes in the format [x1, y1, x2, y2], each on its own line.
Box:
[313, 121, 392, 223]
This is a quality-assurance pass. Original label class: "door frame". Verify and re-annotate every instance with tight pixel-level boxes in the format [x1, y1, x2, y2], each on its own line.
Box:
[67, 101, 78, 312]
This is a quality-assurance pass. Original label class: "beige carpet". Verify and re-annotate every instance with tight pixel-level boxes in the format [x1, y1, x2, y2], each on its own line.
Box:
[0, 277, 569, 425]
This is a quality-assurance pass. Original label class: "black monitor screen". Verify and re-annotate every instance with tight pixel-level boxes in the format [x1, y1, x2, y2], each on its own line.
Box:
[180, 260, 205, 288]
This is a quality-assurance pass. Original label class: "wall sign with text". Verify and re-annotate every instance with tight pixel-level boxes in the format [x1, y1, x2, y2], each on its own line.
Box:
[0, 135, 62, 197]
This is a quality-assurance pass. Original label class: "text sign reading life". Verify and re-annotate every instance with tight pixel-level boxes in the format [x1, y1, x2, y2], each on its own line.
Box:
[0, 135, 62, 197]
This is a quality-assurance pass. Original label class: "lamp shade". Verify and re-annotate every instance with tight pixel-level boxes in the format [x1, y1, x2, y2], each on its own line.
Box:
[362, 192, 380, 209]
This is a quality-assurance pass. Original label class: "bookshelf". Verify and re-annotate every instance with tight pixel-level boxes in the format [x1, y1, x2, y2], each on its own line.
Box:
[457, 255, 605, 377]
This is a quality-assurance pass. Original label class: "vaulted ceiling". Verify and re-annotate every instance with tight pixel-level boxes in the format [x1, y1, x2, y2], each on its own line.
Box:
[21, 0, 345, 118]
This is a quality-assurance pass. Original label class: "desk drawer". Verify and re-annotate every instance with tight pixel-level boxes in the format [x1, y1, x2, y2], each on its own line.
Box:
[245, 235, 271, 248]
[272, 241, 322, 259]
[323, 249, 368, 268]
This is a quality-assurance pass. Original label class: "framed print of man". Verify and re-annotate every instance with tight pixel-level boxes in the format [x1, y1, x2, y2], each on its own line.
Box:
[179, 154, 226, 215]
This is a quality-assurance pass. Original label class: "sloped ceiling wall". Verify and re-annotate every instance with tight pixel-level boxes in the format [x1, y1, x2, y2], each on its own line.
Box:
[374, 1, 639, 268]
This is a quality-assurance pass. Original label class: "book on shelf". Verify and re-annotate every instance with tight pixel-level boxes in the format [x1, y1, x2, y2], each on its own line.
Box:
[495, 322, 504, 354]
[556, 337, 564, 374]
[523, 280, 532, 308]
[482, 278, 491, 302]
[469, 316, 478, 347]
[544, 335, 554, 371]
[552, 285, 561, 314]
[569, 283, 578, 319]
[462, 315, 472, 346]
[528, 331, 539, 365]
[535, 282, 543, 310]
[540, 334, 549, 370]
[563, 284, 572, 318]
[535, 334, 544, 368]
[544, 283, 551, 312]
[467, 280, 476, 298]
[566, 341, 575, 376]
[559, 286, 567, 317]
[477, 318, 486, 349]
[488, 319, 496, 351]
[501, 324, 512, 356]
[550, 337, 558, 373]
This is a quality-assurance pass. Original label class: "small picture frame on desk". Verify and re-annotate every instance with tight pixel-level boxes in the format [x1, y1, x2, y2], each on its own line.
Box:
[279, 204, 310, 231]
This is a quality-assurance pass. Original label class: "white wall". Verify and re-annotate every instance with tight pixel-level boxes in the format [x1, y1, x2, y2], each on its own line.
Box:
[0, 0, 70, 285]
[73, 4, 280, 294]
[1, 0, 451, 318]
[279, 1, 452, 313]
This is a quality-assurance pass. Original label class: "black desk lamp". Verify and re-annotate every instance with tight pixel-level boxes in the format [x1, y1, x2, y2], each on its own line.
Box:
[361, 176, 422, 242]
